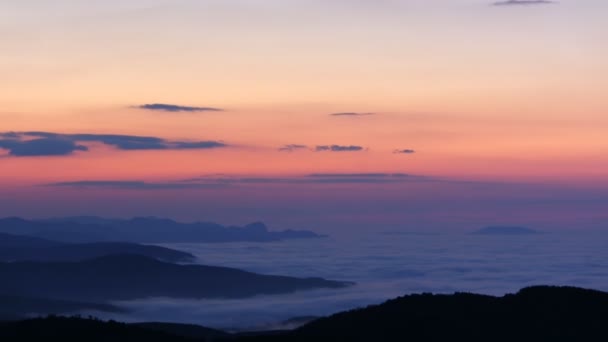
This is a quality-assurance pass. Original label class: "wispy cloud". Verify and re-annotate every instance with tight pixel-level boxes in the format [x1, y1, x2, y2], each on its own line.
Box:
[329, 112, 375, 117]
[278, 144, 308, 152]
[136, 103, 223, 112]
[47, 180, 227, 190]
[278, 144, 365, 152]
[173, 141, 227, 149]
[393, 149, 416, 154]
[0, 138, 88, 157]
[492, 0, 555, 6]
[315, 145, 365, 152]
[46, 173, 428, 190]
[0, 132, 227, 157]
[308, 173, 409, 178]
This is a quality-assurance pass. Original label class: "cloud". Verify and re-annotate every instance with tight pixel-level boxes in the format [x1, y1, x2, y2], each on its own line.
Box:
[136, 103, 223, 112]
[184, 173, 423, 185]
[315, 145, 364, 152]
[69, 134, 168, 150]
[0, 138, 88, 157]
[278, 144, 365, 152]
[47, 181, 226, 190]
[46, 173, 425, 190]
[173, 141, 228, 149]
[308, 173, 410, 178]
[304, 173, 413, 184]
[492, 0, 555, 6]
[329, 113, 375, 117]
[0, 132, 227, 157]
[393, 149, 416, 154]
[278, 144, 308, 152]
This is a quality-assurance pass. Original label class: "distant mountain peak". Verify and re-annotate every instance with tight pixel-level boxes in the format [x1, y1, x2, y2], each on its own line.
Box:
[130, 216, 176, 224]
[2, 217, 27, 224]
[244, 222, 268, 232]
[0, 216, 323, 243]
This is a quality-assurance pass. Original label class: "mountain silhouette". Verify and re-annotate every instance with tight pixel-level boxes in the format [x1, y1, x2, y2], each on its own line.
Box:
[0, 296, 124, 321]
[285, 286, 608, 341]
[0, 217, 324, 243]
[0, 316, 192, 342]
[0, 232, 195, 262]
[2, 286, 608, 341]
[0, 254, 352, 302]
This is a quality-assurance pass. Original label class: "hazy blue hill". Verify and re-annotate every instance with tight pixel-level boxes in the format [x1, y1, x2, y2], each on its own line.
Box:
[0, 217, 324, 243]
[471, 226, 540, 235]
[0, 218, 117, 243]
[0, 254, 352, 302]
[0, 233, 195, 262]
[0, 232, 63, 249]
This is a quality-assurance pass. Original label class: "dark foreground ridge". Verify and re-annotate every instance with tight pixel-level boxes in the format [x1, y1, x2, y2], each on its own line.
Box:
[0, 217, 324, 243]
[0, 254, 352, 302]
[0, 296, 124, 321]
[285, 285, 608, 341]
[1, 286, 607, 341]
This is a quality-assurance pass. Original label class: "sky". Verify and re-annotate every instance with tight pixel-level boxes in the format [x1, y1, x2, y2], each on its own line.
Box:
[1, 0, 607, 232]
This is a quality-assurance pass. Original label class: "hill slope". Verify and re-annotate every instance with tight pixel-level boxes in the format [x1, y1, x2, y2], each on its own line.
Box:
[285, 286, 608, 341]
[3, 287, 608, 341]
[0, 232, 195, 262]
[0, 254, 352, 301]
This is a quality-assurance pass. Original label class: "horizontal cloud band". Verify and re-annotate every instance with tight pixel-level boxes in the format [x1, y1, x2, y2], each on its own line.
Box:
[315, 145, 364, 152]
[137, 103, 223, 112]
[492, 0, 555, 6]
[0, 132, 227, 157]
[46, 173, 431, 190]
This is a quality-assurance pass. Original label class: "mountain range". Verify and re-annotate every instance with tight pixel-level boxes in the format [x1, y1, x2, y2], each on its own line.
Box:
[0, 232, 195, 262]
[0, 217, 324, 243]
[0, 254, 352, 302]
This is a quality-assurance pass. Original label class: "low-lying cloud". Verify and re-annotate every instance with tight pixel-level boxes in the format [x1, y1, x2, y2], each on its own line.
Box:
[46, 173, 427, 190]
[278, 144, 308, 152]
[137, 103, 223, 112]
[48, 180, 226, 190]
[492, 0, 555, 6]
[393, 149, 416, 154]
[329, 113, 375, 117]
[0, 132, 227, 157]
[315, 145, 364, 152]
[0, 138, 88, 157]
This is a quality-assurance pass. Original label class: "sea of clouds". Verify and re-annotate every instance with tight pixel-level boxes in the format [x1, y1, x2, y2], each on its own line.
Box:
[86, 230, 608, 330]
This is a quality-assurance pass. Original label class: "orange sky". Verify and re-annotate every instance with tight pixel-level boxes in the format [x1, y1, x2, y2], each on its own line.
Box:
[1, 1, 607, 228]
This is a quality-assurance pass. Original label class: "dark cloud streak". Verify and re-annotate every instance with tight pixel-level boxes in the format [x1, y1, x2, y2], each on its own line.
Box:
[278, 144, 308, 152]
[0, 138, 88, 157]
[315, 145, 364, 152]
[393, 149, 416, 154]
[137, 103, 223, 112]
[48, 181, 227, 190]
[45, 173, 429, 190]
[329, 112, 375, 117]
[492, 0, 555, 6]
[0, 132, 227, 157]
